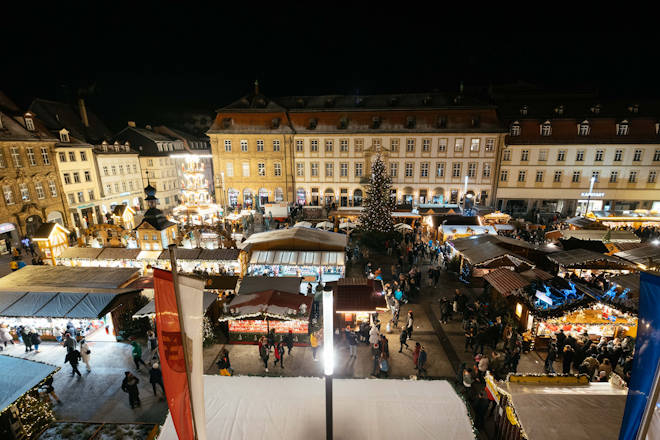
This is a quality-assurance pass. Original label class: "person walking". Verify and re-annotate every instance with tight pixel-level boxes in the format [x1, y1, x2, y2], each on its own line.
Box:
[121, 372, 141, 409]
[80, 339, 92, 372]
[412, 342, 421, 370]
[562, 345, 574, 374]
[0, 323, 13, 350]
[31, 330, 41, 353]
[273, 341, 285, 369]
[41, 376, 61, 404]
[545, 342, 557, 374]
[310, 332, 319, 361]
[65, 348, 82, 378]
[399, 329, 409, 352]
[217, 348, 232, 376]
[267, 329, 276, 352]
[63, 333, 76, 353]
[21, 327, 32, 352]
[149, 363, 165, 397]
[131, 341, 147, 371]
[378, 352, 390, 378]
[284, 329, 294, 355]
[147, 330, 158, 357]
[380, 335, 389, 359]
[347, 330, 357, 358]
[259, 340, 270, 372]
[406, 311, 414, 340]
[417, 346, 428, 377]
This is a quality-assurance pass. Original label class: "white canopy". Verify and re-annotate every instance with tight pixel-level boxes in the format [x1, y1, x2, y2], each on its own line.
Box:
[394, 223, 413, 231]
[316, 221, 334, 230]
[293, 221, 312, 228]
[158, 376, 474, 440]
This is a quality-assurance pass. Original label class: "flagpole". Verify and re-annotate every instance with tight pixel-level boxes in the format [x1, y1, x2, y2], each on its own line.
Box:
[169, 244, 201, 440]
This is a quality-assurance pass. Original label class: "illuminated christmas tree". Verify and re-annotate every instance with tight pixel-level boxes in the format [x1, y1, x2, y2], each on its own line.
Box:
[359, 154, 394, 233]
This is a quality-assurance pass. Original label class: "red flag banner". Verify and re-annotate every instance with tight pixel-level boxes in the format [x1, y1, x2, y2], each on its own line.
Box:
[154, 268, 194, 440]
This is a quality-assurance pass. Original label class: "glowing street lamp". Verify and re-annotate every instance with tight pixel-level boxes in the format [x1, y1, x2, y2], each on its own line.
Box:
[585, 176, 596, 217]
[462, 175, 469, 213]
[322, 285, 334, 439]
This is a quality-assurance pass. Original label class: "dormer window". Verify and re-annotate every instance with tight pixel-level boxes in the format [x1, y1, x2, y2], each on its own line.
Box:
[578, 120, 590, 136]
[628, 104, 639, 113]
[617, 120, 630, 136]
[101, 140, 108, 152]
[422, 95, 432, 106]
[324, 98, 335, 108]
[271, 117, 281, 129]
[510, 121, 521, 136]
[59, 129, 70, 143]
[308, 118, 317, 130]
[222, 117, 232, 129]
[338, 117, 348, 130]
[24, 112, 35, 131]
[114, 141, 120, 152]
[355, 97, 364, 107]
[591, 104, 601, 114]
[371, 116, 381, 129]
[437, 116, 447, 129]
[656, 123, 659, 135]
[540, 121, 552, 136]
[124, 142, 130, 152]
[520, 105, 528, 116]
[296, 98, 305, 108]
[406, 116, 416, 129]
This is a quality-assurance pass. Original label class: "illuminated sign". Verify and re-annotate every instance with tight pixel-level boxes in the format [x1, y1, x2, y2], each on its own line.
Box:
[580, 192, 604, 197]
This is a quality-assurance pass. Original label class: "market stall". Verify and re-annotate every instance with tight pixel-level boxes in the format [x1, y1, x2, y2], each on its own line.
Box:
[482, 211, 511, 225]
[330, 278, 387, 329]
[154, 248, 241, 275]
[218, 289, 313, 345]
[248, 250, 344, 284]
[33, 222, 70, 265]
[132, 290, 218, 320]
[588, 210, 660, 228]
[615, 244, 660, 270]
[546, 248, 637, 278]
[440, 224, 496, 242]
[237, 276, 302, 296]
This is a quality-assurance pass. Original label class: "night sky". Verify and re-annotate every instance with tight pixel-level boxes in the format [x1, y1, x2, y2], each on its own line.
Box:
[2, 7, 659, 132]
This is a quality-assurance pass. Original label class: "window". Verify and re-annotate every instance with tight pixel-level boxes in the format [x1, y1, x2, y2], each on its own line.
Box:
[629, 171, 638, 183]
[510, 122, 521, 136]
[502, 149, 511, 161]
[147, 159, 153, 167]
[296, 163, 304, 177]
[405, 163, 414, 177]
[226, 162, 233, 177]
[438, 138, 447, 153]
[355, 163, 363, 177]
[48, 180, 57, 197]
[592, 171, 600, 182]
[224, 140, 232, 152]
[485, 138, 495, 152]
[274, 163, 281, 176]
[132, 164, 137, 174]
[390, 162, 398, 177]
[406, 139, 415, 152]
[617, 121, 629, 136]
[311, 139, 319, 152]
[3, 186, 13, 205]
[24, 117, 34, 131]
[325, 162, 333, 177]
[576, 150, 585, 161]
[541, 121, 552, 136]
[273, 140, 280, 152]
[649, 170, 657, 184]
[454, 138, 464, 152]
[129, 181, 134, 190]
[258, 162, 265, 176]
[532, 170, 543, 182]
[654, 150, 660, 162]
[0, 151, 6, 169]
[467, 163, 476, 178]
[595, 150, 604, 161]
[58, 152, 66, 162]
[500, 170, 508, 182]
[340, 139, 349, 152]
[80, 151, 87, 161]
[105, 184, 112, 195]
[483, 163, 491, 178]
[420, 162, 429, 177]
[518, 170, 527, 182]
[242, 162, 250, 177]
[578, 121, 590, 136]
[390, 138, 399, 152]
[68, 151, 76, 161]
[340, 162, 348, 177]
[557, 150, 566, 161]
[535, 149, 547, 162]
[614, 149, 623, 162]
[436, 163, 444, 178]
[294, 140, 302, 152]
[119, 165, 124, 175]
[63, 173, 71, 184]
[311, 163, 319, 177]
[553, 171, 562, 182]
[11, 147, 21, 168]
[88, 190, 95, 200]
[20, 184, 30, 201]
[67, 193, 75, 204]
[521, 150, 529, 161]
[634, 149, 643, 162]
[609, 171, 618, 183]
[452, 163, 461, 178]
[111, 165, 116, 175]
[354, 139, 364, 153]
[572, 171, 581, 183]
[325, 140, 333, 152]
[40, 147, 50, 165]
[114, 183, 119, 193]
[422, 139, 431, 152]
[240, 140, 248, 152]
[470, 138, 480, 152]
[73, 172, 81, 183]
[27, 148, 36, 166]
[77, 191, 84, 203]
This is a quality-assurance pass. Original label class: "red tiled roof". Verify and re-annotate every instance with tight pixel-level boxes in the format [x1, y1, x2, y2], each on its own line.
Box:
[483, 268, 530, 296]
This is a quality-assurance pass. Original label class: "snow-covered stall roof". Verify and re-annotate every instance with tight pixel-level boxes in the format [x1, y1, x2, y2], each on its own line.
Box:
[132, 291, 218, 319]
[158, 376, 475, 440]
[220, 290, 313, 321]
[0, 356, 59, 413]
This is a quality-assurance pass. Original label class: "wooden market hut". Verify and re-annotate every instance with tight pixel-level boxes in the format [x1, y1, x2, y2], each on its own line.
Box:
[546, 249, 637, 275]
[328, 277, 387, 329]
[32, 222, 70, 265]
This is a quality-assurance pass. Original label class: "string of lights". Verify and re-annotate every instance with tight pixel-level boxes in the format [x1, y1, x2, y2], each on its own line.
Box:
[358, 154, 394, 233]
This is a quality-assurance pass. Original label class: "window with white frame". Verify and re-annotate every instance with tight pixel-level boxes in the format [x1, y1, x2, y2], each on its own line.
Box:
[296, 163, 304, 177]
[629, 171, 638, 183]
[58, 152, 66, 162]
[325, 140, 333, 152]
[129, 181, 134, 190]
[242, 162, 250, 177]
[274, 163, 281, 176]
[614, 149, 623, 161]
[311, 139, 319, 152]
[535, 170, 544, 182]
[578, 121, 590, 136]
[226, 162, 233, 177]
[40, 147, 50, 165]
[340, 139, 349, 152]
[88, 189, 95, 200]
[390, 162, 398, 177]
[24, 116, 34, 131]
[518, 170, 526, 182]
[68, 151, 76, 161]
[592, 171, 600, 182]
[390, 138, 399, 152]
[325, 162, 333, 177]
[26, 148, 36, 166]
[422, 139, 431, 152]
[485, 138, 495, 152]
[240, 140, 248, 152]
[500, 170, 508, 181]
[576, 150, 585, 161]
[557, 150, 566, 161]
[541, 121, 552, 136]
[649, 170, 657, 183]
[538, 149, 548, 161]
[454, 138, 464, 152]
[502, 149, 511, 161]
[420, 162, 429, 177]
[609, 171, 618, 183]
[119, 165, 124, 175]
[20, 184, 30, 201]
[355, 163, 363, 177]
[470, 138, 480, 152]
[406, 139, 415, 152]
[482, 163, 491, 178]
[438, 138, 447, 153]
[354, 139, 364, 153]
[48, 180, 57, 197]
[258, 139, 265, 152]
[452, 163, 461, 178]
[340, 162, 348, 177]
[132, 164, 137, 174]
[273, 140, 280, 152]
[111, 165, 116, 175]
[554, 171, 562, 182]
[105, 184, 112, 195]
[521, 150, 529, 161]
[311, 163, 319, 177]
[436, 163, 444, 178]
[572, 171, 581, 183]
[467, 163, 477, 177]
[67, 193, 75, 204]
[510, 122, 521, 136]
[258, 162, 265, 176]
[224, 140, 232, 152]
[403, 163, 413, 177]
[634, 149, 643, 161]
[617, 121, 629, 136]
[77, 191, 84, 203]
[3, 185, 14, 205]
[114, 183, 119, 193]
[595, 150, 604, 161]
[292, 140, 301, 152]
[11, 147, 21, 168]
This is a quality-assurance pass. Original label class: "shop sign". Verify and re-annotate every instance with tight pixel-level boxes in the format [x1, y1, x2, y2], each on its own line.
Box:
[535, 290, 553, 305]
[0, 223, 16, 234]
[580, 192, 604, 198]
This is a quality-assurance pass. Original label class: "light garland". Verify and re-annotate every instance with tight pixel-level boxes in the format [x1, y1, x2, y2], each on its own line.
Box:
[218, 311, 307, 323]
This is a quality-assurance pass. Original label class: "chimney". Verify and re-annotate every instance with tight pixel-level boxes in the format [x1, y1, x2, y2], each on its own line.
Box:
[78, 98, 89, 128]
[127, 121, 136, 127]
[254, 79, 259, 95]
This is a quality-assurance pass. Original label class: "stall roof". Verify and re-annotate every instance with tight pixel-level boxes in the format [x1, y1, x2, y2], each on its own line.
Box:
[560, 229, 641, 243]
[57, 247, 104, 259]
[137, 250, 161, 260]
[391, 211, 421, 219]
[519, 268, 554, 281]
[222, 290, 313, 320]
[0, 356, 59, 413]
[197, 248, 241, 261]
[98, 247, 141, 260]
[483, 268, 530, 296]
[450, 237, 534, 266]
[157, 248, 202, 260]
[0, 290, 132, 318]
[614, 244, 660, 265]
[546, 249, 634, 268]
[564, 216, 600, 228]
[133, 291, 218, 318]
[441, 225, 496, 236]
[239, 227, 348, 252]
[494, 224, 515, 231]
[237, 276, 302, 295]
[205, 276, 239, 291]
[609, 273, 640, 299]
[0, 265, 140, 289]
[249, 250, 344, 266]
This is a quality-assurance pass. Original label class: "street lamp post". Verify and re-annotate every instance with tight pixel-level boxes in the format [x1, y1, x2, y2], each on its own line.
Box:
[322, 286, 334, 440]
[585, 176, 596, 217]
[462, 175, 468, 214]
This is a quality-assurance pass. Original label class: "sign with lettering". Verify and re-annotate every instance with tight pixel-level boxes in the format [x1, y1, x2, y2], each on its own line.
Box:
[580, 192, 604, 198]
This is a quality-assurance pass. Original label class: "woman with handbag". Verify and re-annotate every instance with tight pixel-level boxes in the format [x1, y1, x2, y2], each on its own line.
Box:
[80, 339, 92, 372]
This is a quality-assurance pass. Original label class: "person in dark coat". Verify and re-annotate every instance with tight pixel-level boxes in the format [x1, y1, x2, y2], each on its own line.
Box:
[31, 330, 42, 353]
[283, 330, 294, 355]
[399, 329, 409, 352]
[121, 371, 141, 409]
[64, 349, 82, 377]
[545, 342, 557, 374]
[417, 346, 428, 377]
[380, 335, 389, 359]
[273, 341, 285, 369]
[259, 340, 270, 372]
[21, 327, 32, 352]
[149, 363, 165, 396]
[562, 345, 574, 374]
[556, 330, 566, 352]
[267, 329, 276, 352]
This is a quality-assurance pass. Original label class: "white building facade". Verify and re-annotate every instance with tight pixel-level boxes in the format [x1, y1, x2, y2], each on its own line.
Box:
[94, 141, 144, 219]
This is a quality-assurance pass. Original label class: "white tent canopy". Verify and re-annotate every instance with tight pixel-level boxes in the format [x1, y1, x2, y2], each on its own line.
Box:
[394, 222, 413, 231]
[158, 376, 474, 440]
[316, 221, 334, 230]
[293, 221, 312, 228]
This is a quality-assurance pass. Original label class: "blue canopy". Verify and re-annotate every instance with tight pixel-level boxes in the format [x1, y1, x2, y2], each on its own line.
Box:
[0, 355, 58, 412]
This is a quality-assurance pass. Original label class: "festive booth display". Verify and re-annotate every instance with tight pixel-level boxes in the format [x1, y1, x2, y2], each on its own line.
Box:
[482, 211, 511, 225]
[172, 155, 222, 225]
[329, 278, 387, 328]
[32, 222, 69, 265]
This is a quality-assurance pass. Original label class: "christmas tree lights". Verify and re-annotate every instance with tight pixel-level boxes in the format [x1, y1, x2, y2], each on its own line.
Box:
[358, 154, 394, 233]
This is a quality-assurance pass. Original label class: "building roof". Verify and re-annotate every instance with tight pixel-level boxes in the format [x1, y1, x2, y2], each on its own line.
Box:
[133, 290, 217, 319]
[57, 247, 104, 260]
[564, 216, 600, 229]
[333, 283, 387, 313]
[197, 248, 241, 261]
[0, 356, 59, 413]
[249, 250, 344, 266]
[97, 247, 141, 260]
[519, 268, 554, 281]
[29, 98, 113, 144]
[559, 229, 641, 243]
[0, 265, 139, 290]
[483, 268, 530, 296]
[32, 222, 68, 239]
[0, 92, 57, 142]
[113, 126, 184, 157]
[237, 276, 302, 296]
[134, 208, 176, 231]
[240, 227, 348, 252]
[221, 290, 313, 321]
[546, 249, 633, 268]
[204, 276, 240, 291]
[614, 244, 660, 265]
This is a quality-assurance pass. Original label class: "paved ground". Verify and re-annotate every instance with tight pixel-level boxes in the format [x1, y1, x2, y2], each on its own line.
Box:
[0, 251, 34, 278]
[0, 339, 168, 424]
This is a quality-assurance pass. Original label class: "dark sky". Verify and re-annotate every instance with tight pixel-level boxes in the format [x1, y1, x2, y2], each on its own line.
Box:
[2, 6, 659, 131]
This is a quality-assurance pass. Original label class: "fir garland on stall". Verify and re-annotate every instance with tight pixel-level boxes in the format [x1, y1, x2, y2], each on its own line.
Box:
[16, 390, 55, 438]
[358, 154, 394, 233]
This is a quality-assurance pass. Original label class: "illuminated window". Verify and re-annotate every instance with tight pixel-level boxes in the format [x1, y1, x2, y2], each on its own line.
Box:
[420, 162, 429, 177]
[273, 140, 280, 152]
[470, 138, 480, 152]
[241, 140, 248, 152]
[27, 148, 36, 166]
[311, 139, 319, 152]
[390, 162, 398, 177]
[224, 140, 232, 152]
[258, 162, 265, 176]
[554, 171, 562, 182]
[454, 138, 464, 152]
